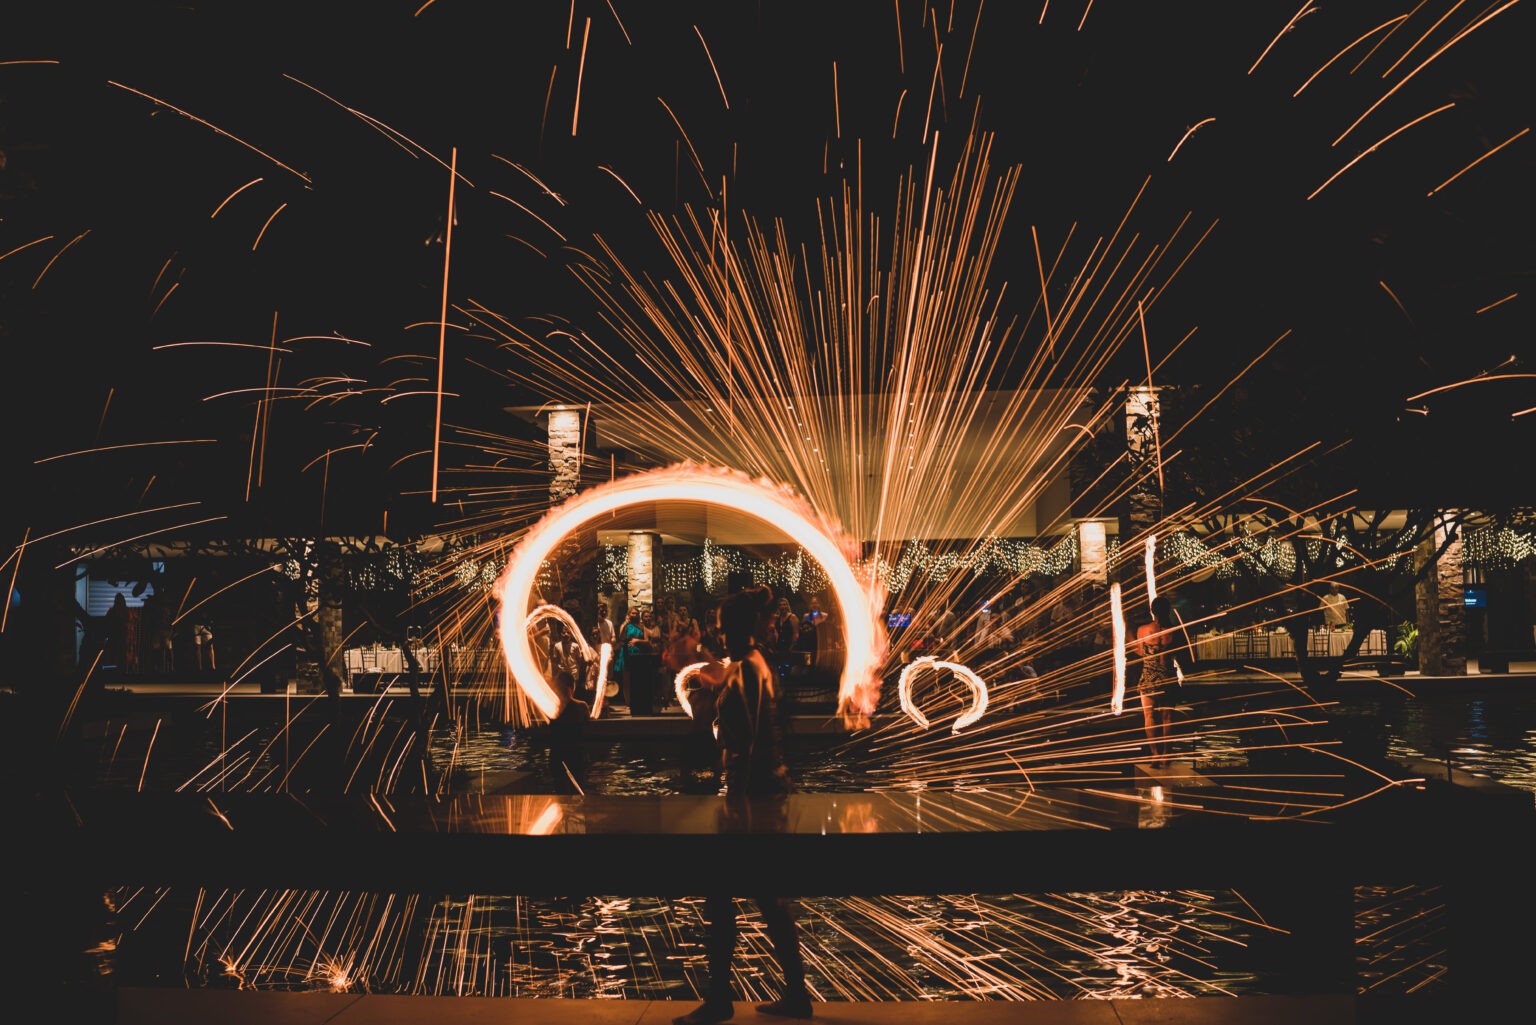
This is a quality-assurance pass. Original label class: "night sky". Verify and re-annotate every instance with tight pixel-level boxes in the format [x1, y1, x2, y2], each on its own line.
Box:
[2, 1, 1532, 550]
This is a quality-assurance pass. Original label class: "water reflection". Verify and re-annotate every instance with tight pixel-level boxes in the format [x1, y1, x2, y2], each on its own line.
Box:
[1357, 691, 1536, 793]
[116, 888, 1270, 1000]
[90, 688, 1536, 1001]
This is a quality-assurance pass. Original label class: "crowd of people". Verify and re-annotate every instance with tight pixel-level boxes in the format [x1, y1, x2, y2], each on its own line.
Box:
[547, 591, 836, 720]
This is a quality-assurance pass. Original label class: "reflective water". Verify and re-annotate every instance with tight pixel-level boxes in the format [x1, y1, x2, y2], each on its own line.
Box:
[91, 687, 1536, 1000]
[1378, 691, 1536, 793]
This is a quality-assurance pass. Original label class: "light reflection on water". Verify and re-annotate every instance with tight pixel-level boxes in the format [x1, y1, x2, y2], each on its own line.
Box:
[95, 688, 1536, 1000]
[402, 726, 1277, 1000]
[1378, 692, 1536, 793]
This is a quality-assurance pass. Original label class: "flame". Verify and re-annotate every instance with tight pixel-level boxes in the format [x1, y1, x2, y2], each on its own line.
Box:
[498, 464, 886, 726]
[529, 800, 563, 835]
[897, 656, 989, 734]
[1110, 581, 1126, 715]
[522, 603, 611, 720]
[673, 657, 729, 719]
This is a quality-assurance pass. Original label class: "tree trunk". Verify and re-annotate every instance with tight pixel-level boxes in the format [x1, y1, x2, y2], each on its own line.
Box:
[317, 539, 346, 699]
[1415, 520, 1467, 676]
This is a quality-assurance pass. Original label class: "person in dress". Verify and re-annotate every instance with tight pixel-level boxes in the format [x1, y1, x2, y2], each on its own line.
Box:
[614, 605, 645, 711]
[1133, 595, 1195, 766]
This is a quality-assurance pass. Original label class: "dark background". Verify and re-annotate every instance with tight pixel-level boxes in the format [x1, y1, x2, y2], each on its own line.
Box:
[2, 1, 1532, 550]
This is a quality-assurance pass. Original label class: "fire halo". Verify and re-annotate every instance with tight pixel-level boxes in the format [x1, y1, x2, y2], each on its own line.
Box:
[497, 463, 888, 727]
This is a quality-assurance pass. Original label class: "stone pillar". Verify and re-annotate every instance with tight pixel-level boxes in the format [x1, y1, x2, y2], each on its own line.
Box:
[1078, 519, 1109, 585]
[1415, 513, 1466, 676]
[1119, 386, 1163, 591]
[545, 406, 594, 622]
[1123, 385, 1164, 527]
[627, 532, 661, 611]
[546, 406, 582, 503]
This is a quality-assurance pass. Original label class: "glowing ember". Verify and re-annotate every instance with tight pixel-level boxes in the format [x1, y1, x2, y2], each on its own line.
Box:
[499, 464, 886, 727]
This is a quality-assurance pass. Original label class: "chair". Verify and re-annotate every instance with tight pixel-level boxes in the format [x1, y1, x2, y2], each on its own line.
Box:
[1307, 629, 1331, 659]
[1231, 628, 1267, 661]
[352, 645, 380, 692]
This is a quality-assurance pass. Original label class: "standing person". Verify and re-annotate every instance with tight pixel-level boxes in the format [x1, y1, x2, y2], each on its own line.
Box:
[594, 601, 618, 698]
[595, 601, 617, 648]
[548, 621, 586, 692]
[771, 596, 800, 683]
[1318, 582, 1350, 631]
[141, 591, 175, 674]
[665, 603, 703, 706]
[614, 605, 645, 711]
[104, 593, 135, 672]
[642, 606, 664, 649]
[547, 669, 589, 793]
[193, 622, 216, 671]
[627, 631, 660, 716]
[976, 598, 1015, 661]
[1133, 595, 1196, 766]
[797, 597, 822, 664]
[680, 625, 726, 787]
[675, 585, 811, 1024]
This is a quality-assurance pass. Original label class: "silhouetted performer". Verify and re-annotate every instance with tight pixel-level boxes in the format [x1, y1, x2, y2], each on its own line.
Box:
[548, 669, 589, 793]
[675, 585, 811, 1024]
[104, 593, 140, 673]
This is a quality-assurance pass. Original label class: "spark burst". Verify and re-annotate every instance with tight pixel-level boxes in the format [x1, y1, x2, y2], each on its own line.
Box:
[6, 0, 1526, 1007]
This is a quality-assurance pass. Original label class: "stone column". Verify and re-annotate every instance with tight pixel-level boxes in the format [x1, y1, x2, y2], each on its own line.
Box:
[1415, 513, 1466, 676]
[1118, 386, 1163, 591]
[545, 406, 593, 620]
[1078, 519, 1109, 585]
[627, 532, 661, 611]
[547, 406, 582, 504]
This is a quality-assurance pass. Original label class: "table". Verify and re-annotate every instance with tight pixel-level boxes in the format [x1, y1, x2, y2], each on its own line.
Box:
[345, 646, 439, 677]
[1191, 628, 1387, 662]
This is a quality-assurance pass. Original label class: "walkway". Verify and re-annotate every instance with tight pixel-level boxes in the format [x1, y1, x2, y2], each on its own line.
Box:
[115, 989, 1463, 1025]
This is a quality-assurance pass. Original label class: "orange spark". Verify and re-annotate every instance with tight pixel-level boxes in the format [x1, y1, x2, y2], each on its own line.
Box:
[251, 203, 287, 251]
[1332, 0, 1520, 147]
[1427, 127, 1530, 196]
[1248, 2, 1315, 75]
[572, 17, 591, 136]
[1378, 279, 1413, 324]
[694, 26, 729, 108]
[1406, 373, 1536, 403]
[1308, 102, 1455, 200]
[0, 235, 54, 263]
[32, 231, 89, 288]
[1474, 293, 1517, 314]
[1293, 16, 1407, 97]
[107, 81, 310, 182]
[210, 178, 263, 218]
[432, 148, 457, 504]
[34, 439, 217, 464]
[1166, 117, 1215, 162]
